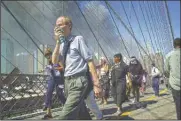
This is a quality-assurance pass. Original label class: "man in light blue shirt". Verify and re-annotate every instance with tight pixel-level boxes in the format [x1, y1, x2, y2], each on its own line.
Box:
[164, 38, 180, 120]
[52, 16, 102, 119]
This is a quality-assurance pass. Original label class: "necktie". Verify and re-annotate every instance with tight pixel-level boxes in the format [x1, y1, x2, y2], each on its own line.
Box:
[62, 39, 71, 69]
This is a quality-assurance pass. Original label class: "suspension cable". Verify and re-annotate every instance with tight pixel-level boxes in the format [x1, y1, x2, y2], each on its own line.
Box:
[151, 1, 168, 56]
[49, 1, 115, 60]
[119, 1, 145, 61]
[74, 1, 111, 64]
[104, 1, 130, 57]
[138, 1, 156, 54]
[144, 2, 163, 54]
[156, 1, 172, 53]
[1, 27, 44, 66]
[105, 1, 153, 61]
[147, 2, 165, 54]
[158, 1, 173, 53]
[164, 1, 175, 42]
[130, 1, 153, 61]
[1, 2, 44, 55]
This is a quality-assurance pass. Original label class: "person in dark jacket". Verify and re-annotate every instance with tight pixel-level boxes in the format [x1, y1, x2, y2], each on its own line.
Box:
[128, 56, 143, 105]
[110, 53, 128, 115]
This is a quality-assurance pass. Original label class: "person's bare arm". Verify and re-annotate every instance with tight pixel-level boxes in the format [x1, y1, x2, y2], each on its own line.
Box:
[88, 61, 99, 86]
[52, 27, 64, 64]
[88, 60, 102, 97]
[52, 43, 61, 64]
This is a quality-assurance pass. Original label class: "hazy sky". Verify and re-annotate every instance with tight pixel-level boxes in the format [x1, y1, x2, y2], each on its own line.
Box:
[167, 1, 180, 38]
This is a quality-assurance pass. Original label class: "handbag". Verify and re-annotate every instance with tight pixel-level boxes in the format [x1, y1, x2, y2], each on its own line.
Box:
[130, 73, 142, 86]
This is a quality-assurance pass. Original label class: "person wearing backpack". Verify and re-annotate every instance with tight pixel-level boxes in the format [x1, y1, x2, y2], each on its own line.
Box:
[150, 63, 160, 97]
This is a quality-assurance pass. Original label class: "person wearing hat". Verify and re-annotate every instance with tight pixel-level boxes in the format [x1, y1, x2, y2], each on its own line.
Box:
[110, 53, 128, 115]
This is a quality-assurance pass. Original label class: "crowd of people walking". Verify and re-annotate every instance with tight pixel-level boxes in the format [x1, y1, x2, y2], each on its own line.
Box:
[40, 16, 180, 120]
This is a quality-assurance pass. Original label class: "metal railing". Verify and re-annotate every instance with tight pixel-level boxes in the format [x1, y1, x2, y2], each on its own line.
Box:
[0, 70, 63, 119]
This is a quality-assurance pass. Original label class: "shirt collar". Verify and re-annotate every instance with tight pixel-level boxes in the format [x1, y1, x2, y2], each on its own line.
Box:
[66, 34, 73, 42]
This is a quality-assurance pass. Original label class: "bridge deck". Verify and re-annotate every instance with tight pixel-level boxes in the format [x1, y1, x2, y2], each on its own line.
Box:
[23, 85, 176, 120]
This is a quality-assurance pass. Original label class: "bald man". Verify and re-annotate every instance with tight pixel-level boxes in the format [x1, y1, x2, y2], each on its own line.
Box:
[52, 16, 102, 119]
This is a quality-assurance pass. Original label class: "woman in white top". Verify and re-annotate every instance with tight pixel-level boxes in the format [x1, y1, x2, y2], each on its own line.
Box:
[98, 57, 110, 105]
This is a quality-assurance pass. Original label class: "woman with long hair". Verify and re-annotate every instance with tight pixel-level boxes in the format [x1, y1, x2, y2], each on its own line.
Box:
[98, 57, 110, 105]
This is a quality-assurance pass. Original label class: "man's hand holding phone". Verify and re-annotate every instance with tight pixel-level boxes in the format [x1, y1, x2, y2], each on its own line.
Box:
[54, 26, 65, 44]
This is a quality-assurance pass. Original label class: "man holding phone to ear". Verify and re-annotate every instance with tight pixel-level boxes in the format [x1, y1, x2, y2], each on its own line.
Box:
[52, 16, 102, 119]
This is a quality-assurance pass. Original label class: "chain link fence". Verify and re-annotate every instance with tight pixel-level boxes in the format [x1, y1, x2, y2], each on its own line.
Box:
[0, 68, 63, 119]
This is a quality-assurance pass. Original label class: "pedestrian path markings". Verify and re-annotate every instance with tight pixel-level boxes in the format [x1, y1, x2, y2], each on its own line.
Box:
[120, 88, 168, 116]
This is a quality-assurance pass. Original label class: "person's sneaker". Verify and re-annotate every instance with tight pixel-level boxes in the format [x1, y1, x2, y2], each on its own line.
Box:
[104, 100, 108, 105]
[132, 98, 136, 104]
[42, 114, 53, 119]
[116, 110, 123, 116]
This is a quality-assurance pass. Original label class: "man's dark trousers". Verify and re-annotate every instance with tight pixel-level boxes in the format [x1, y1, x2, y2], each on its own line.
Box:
[171, 88, 180, 120]
[58, 74, 91, 120]
[152, 77, 159, 96]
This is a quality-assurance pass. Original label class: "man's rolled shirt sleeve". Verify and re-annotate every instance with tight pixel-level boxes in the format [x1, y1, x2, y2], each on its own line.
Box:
[77, 36, 93, 61]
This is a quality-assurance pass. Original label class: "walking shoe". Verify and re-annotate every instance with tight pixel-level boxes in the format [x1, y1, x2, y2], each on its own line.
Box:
[115, 109, 123, 116]
[42, 114, 53, 119]
[104, 100, 108, 105]
[132, 98, 136, 104]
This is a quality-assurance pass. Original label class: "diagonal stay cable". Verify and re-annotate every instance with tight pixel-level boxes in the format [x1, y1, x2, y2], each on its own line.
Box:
[147, 2, 167, 71]
[82, 2, 121, 55]
[50, 1, 115, 59]
[158, 1, 173, 53]
[105, 1, 152, 62]
[1, 27, 44, 66]
[144, 1, 163, 53]
[151, 1, 167, 56]
[138, 1, 156, 54]
[104, 1, 130, 57]
[130, 1, 153, 61]
[74, 1, 111, 64]
[119, 1, 145, 62]
[156, 2, 172, 52]
[1, 1, 44, 55]
[147, 2, 165, 55]
[163, 1, 175, 42]
[126, 1, 145, 61]
[141, 1, 160, 53]
[145, 1, 166, 69]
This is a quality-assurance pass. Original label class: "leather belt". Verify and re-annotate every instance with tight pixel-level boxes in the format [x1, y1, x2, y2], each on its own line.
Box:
[65, 72, 87, 80]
